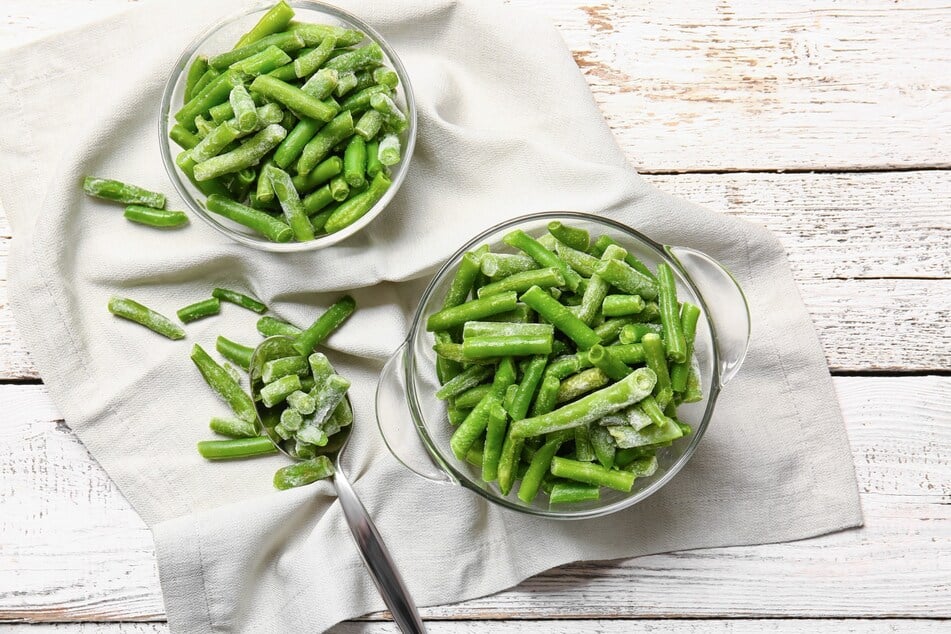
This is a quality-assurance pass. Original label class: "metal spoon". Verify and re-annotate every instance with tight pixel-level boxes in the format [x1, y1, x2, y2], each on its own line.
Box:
[250, 336, 426, 634]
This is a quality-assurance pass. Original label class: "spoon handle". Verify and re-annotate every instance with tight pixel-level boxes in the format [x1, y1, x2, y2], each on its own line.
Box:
[333, 472, 427, 634]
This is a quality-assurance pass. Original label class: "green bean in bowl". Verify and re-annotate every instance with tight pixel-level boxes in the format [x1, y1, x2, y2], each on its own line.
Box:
[160, 1, 416, 250]
[427, 221, 702, 508]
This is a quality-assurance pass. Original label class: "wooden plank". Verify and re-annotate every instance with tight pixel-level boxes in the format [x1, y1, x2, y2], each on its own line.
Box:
[1, 0, 948, 172]
[3, 620, 951, 633]
[0, 377, 947, 622]
[2, 170, 948, 378]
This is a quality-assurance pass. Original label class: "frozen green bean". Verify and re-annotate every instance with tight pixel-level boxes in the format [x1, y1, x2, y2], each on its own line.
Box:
[257, 315, 302, 337]
[191, 344, 257, 424]
[198, 437, 276, 460]
[354, 109, 384, 140]
[427, 291, 518, 332]
[108, 296, 185, 340]
[656, 263, 686, 363]
[194, 124, 287, 181]
[291, 156, 343, 193]
[670, 303, 701, 392]
[234, 1, 295, 49]
[250, 74, 339, 122]
[641, 333, 672, 406]
[595, 258, 659, 301]
[274, 456, 335, 490]
[603, 294, 645, 317]
[83, 177, 166, 209]
[260, 373, 302, 408]
[212, 288, 267, 313]
[343, 135, 367, 187]
[511, 367, 656, 438]
[377, 133, 401, 166]
[216, 335, 254, 370]
[262, 355, 308, 383]
[206, 194, 293, 242]
[328, 175, 349, 201]
[369, 92, 407, 133]
[229, 45, 292, 76]
[462, 334, 553, 359]
[550, 456, 634, 492]
[287, 22, 365, 47]
[123, 205, 188, 228]
[209, 416, 258, 439]
[175, 69, 246, 131]
[297, 111, 354, 174]
[177, 297, 220, 323]
[294, 34, 336, 78]
[229, 85, 258, 133]
[476, 267, 564, 298]
[170, 124, 200, 150]
[618, 322, 662, 344]
[519, 285, 600, 350]
[265, 164, 315, 241]
[325, 42, 383, 72]
[547, 221, 589, 252]
[481, 401, 508, 482]
[436, 364, 492, 400]
[556, 367, 609, 403]
[293, 295, 356, 356]
[210, 31, 305, 70]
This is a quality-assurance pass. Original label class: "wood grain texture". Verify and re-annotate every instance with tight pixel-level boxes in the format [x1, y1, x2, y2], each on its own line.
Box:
[4, 621, 951, 633]
[1, 0, 949, 172]
[1, 170, 948, 379]
[1, 377, 947, 623]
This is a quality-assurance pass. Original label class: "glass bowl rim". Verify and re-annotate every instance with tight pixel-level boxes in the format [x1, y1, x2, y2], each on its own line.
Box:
[158, 0, 418, 252]
[402, 211, 723, 519]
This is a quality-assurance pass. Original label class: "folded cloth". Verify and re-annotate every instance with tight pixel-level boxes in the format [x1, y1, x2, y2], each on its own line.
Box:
[0, 0, 862, 631]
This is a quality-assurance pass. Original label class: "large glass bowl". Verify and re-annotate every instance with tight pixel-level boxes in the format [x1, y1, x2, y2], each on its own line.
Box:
[158, 0, 417, 252]
[376, 212, 751, 520]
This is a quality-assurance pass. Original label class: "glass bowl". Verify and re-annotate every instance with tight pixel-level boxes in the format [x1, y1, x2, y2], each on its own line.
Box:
[376, 212, 750, 520]
[158, 0, 417, 252]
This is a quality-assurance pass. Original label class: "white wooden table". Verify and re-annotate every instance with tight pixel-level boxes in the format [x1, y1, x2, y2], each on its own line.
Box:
[1, 1, 949, 632]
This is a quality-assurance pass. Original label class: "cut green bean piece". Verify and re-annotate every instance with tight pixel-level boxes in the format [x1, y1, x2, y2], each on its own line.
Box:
[123, 205, 188, 228]
[209, 416, 257, 439]
[553, 239, 600, 277]
[108, 296, 185, 340]
[325, 42, 383, 72]
[547, 221, 589, 252]
[177, 297, 220, 323]
[354, 109, 383, 140]
[343, 135, 367, 187]
[480, 253, 536, 279]
[590, 235, 657, 281]
[603, 294, 646, 317]
[300, 67, 339, 101]
[297, 111, 354, 174]
[206, 194, 292, 242]
[549, 481, 600, 504]
[476, 267, 564, 298]
[211, 31, 305, 70]
[83, 177, 166, 209]
[587, 344, 631, 381]
[303, 185, 335, 216]
[517, 431, 571, 503]
[184, 55, 209, 102]
[212, 288, 267, 313]
[670, 302, 701, 392]
[365, 140, 384, 177]
[191, 67, 219, 102]
[310, 374, 351, 426]
[372, 66, 399, 88]
[436, 364, 492, 400]
[250, 74, 338, 122]
[328, 175, 349, 201]
[324, 170, 392, 233]
[191, 344, 257, 424]
[462, 334, 553, 359]
[265, 164, 315, 241]
[339, 84, 388, 112]
[189, 121, 239, 163]
[443, 249, 486, 310]
[262, 355, 308, 384]
[624, 455, 659, 477]
[229, 45, 292, 76]
[377, 133, 401, 166]
[481, 401, 508, 482]
[229, 85, 258, 133]
[293, 295, 356, 356]
[556, 367, 610, 403]
[280, 408, 303, 429]
[257, 316, 302, 337]
[170, 124, 200, 150]
[519, 286, 600, 350]
[287, 390, 315, 418]
[618, 322, 662, 344]
[453, 383, 493, 410]
[274, 455, 334, 490]
[198, 437, 276, 460]
[370, 92, 407, 134]
[462, 321, 553, 339]
[684, 362, 703, 403]
[294, 34, 336, 78]
[427, 291, 518, 332]
[641, 333, 672, 406]
[260, 373, 302, 408]
[334, 71, 359, 97]
[656, 263, 687, 363]
[216, 336, 254, 371]
[512, 367, 656, 438]
[595, 258, 659, 300]
[287, 22, 365, 47]
[292, 156, 343, 193]
[234, 1, 295, 49]
[550, 456, 635, 492]
[194, 124, 287, 181]
[589, 424, 617, 469]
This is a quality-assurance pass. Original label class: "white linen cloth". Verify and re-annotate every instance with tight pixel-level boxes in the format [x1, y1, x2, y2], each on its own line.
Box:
[0, 0, 862, 631]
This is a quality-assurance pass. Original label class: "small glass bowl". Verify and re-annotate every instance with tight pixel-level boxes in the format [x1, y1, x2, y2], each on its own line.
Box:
[158, 0, 417, 252]
[376, 212, 751, 519]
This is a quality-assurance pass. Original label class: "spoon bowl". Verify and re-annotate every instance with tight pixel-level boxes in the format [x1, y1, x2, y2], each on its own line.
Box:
[250, 336, 426, 634]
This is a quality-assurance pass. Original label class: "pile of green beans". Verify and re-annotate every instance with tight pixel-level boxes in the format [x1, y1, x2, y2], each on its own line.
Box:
[429, 221, 703, 507]
[195, 295, 356, 490]
[171, 1, 408, 242]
